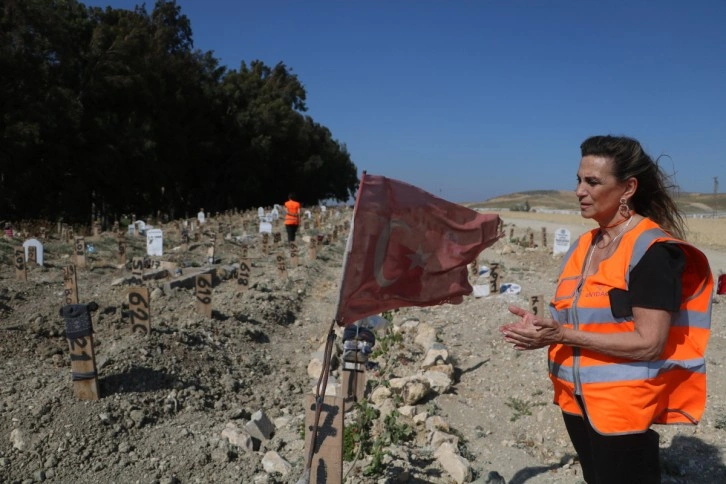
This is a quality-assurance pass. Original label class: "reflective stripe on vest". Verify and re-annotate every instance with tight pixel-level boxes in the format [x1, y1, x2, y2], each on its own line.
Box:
[547, 217, 713, 434]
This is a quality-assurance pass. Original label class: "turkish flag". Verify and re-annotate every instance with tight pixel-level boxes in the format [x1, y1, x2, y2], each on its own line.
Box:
[335, 174, 502, 326]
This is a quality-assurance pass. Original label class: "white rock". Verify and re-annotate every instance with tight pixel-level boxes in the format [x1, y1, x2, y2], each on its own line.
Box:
[426, 363, 455, 379]
[10, 428, 26, 451]
[401, 378, 431, 405]
[221, 422, 254, 452]
[413, 412, 429, 425]
[261, 450, 292, 476]
[245, 410, 274, 441]
[435, 442, 472, 483]
[421, 344, 449, 369]
[398, 405, 417, 418]
[414, 323, 438, 349]
[430, 430, 459, 450]
[307, 358, 323, 379]
[370, 386, 392, 405]
[423, 370, 453, 394]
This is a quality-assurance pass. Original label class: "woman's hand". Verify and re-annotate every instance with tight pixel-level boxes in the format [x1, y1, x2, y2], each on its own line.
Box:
[500, 305, 563, 350]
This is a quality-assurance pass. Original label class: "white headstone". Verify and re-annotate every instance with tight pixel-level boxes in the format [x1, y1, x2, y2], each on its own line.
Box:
[257, 207, 265, 219]
[197, 210, 205, 224]
[320, 205, 327, 213]
[134, 220, 147, 234]
[271, 208, 279, 220]
[23, 238, 44, 266]
[304, 210, 312, 219]
[259, 222, 272, 234]
[127, 224, 135, 236]
[264, 213, 273, 223]
[553, 228, 571, 255]
[146, 229, 163, 256]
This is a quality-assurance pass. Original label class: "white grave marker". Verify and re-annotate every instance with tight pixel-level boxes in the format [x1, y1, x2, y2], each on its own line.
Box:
[146, 229, 163, 256]
[553, 228, 571, 255]
[259, 221, 272, 234]
[23, 238, 44, 266]
[197, 210, 206, 224]
[257, 207, 265, 219]
[271, 207, 279, 221]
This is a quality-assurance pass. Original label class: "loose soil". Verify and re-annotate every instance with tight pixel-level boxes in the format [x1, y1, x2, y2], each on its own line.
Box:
[1, 210, 724, 483]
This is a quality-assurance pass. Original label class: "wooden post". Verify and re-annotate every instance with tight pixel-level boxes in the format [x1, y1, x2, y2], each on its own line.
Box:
[40, 227, 47, 241]
[273, 232, 281, 248]
[530, 294, 545, 318]
[237, 259, 251, 292]
[73, 237, 86, 268]
[262, 232, 269, 255]
[14, 248, 27, 281]
[118, 239, 127, 265]
[304, 395, 344, 484]
[290, 242, 299, 267]
[195, 274, 212, 317]
[131, 257, 144, 279]
[541, 227, 547, 247]
[276, 252, 287, 280]
[489, 262, 500, 294]
[129, 287, 151, 335]
[308, 239, 317, 260]
[342, 362, 366, 409]
[60, 303, 99, 400]
[207, 232, 216, 265]
[529, 232, 534, 248]
[63, 265, 79, 305]
[509, 227, 514, 239]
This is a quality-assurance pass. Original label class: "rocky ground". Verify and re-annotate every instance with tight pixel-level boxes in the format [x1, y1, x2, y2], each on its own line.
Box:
[0, 209, 725, 484]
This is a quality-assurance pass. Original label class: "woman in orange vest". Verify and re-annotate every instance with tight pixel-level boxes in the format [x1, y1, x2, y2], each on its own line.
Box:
[283, 192, 301, 242]
[500, 135, 713, 483]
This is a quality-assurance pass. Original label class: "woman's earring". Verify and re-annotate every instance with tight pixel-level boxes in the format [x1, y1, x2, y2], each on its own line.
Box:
[619, 198, 632, 218]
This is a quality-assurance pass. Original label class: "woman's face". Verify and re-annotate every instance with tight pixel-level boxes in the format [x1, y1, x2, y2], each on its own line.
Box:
[576, 155, 628, 224]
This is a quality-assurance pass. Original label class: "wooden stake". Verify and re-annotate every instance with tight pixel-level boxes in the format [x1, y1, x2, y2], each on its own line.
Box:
[118, 240, 127, 265]
[489, 262, 500, 294]
[529, 294, 545, 318]
[542, 227, 547, 247]
[342, 363, 366, 408]
[237, 259, 251, 292]
[308, 239, 317, 260]
[304, 395, 344, 484]
[14, 248, 27, 281]
[129, 287, 151, 335]
[63, 265, 79, 305]
[290, 242, 299, 267]
[276, 252, 287, 280]
[73, 237, 86, 268]
[60, 304, 99, 400]
[195, 274, 213, 317]
[27, 245, 37, 266]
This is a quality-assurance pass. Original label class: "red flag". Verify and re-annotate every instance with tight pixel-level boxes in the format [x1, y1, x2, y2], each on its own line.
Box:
[335, 174, 502, 326]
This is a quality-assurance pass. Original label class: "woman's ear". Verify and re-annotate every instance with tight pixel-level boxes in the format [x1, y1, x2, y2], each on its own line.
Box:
[624, 177, 638, 198]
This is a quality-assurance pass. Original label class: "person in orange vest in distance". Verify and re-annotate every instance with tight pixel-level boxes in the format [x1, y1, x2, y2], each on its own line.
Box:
[500, 135, 713, 484]
[283, 192, 301, 242]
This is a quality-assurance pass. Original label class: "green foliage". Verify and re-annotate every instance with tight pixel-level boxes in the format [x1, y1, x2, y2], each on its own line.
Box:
[0, 0, 358, 222]
[370, 329, 403, 359]
[510, 200, 531, 212]
[505, 396, 546, 422]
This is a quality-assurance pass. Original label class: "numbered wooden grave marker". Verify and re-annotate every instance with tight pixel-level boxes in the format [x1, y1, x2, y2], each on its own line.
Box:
[237, 259, 251, 292]
[489, 262, 500, 294]
[207, 233, 216, 264]
[273, 232, 281, 247]
[304, 395, 343, 484]
[509, 227, 514, 239]
[332, 226, 338, 243]
[129, 287, 151, 335]
[262, 232, 269, 255]
[195, 274, 213, 317]
[14, 248, 27, 281]
[40, 227, 47, 240]
[131, 256, 144, 281]
[529, 232, 535, 247]
[74, 237, 86, 268]
[308, 239, 317, 260]
[290, 242, 299, 267]
[542, 227, 547, 247]
[276, 252, 288, 280]
[530, 294, 545, 318]
[242, 246, 248, 259]
[63, 265, 79, 305]
[59, 303, 99, 400]
[118, 240, 127, 265]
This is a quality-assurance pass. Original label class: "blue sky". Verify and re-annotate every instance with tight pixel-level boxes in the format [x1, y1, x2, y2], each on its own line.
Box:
[82, 0, 726, 203]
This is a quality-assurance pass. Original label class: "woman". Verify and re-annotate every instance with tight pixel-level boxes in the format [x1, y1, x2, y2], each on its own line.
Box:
[500, 135, 713, 483]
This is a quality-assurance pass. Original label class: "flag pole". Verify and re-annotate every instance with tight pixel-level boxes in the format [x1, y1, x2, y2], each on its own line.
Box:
[297, 171, 367, 484]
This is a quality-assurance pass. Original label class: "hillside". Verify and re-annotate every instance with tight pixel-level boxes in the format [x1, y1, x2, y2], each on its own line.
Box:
[467, 190, 726, 214]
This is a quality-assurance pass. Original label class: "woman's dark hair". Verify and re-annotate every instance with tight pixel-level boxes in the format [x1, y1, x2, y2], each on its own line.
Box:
[580, 135, 686, 239]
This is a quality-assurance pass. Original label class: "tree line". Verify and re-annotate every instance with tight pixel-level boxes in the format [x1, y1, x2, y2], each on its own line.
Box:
[0, 0, 359, 224]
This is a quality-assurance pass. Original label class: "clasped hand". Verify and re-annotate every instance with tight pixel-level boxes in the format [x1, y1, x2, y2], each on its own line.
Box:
[500, 305, 563, 350]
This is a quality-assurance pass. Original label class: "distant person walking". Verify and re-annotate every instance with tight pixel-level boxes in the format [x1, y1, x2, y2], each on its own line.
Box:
[500, 135, 713, 483]
[283, 193, 301, 242]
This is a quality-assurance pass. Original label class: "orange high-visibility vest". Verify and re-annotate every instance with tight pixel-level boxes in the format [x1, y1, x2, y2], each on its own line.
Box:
[284, 200, 300, 226]
[549, 218, 713, 435]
